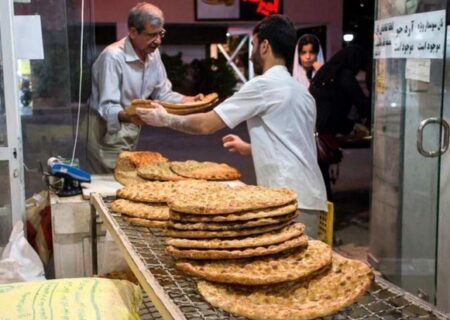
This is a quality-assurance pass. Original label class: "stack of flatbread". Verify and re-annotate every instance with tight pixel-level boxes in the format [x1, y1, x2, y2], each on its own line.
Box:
[126, 92, 219, 115]
[111, 180, 225, 228]
[137, 160, 241, 182]
[114, 151, 168, 186]
[171, 160, 241, 180]
[136, 162, 185, 182]
[197, 253, 373, 320]
[166, 184, 305, 262]
[115, 151, 242, 185]
[162, 183, 373, 319]
[111, 181, 174, 228]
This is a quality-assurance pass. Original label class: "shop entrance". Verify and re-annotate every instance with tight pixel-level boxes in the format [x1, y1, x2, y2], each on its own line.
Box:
[370, 0, 450, 311]
[0, 0, 26, 251]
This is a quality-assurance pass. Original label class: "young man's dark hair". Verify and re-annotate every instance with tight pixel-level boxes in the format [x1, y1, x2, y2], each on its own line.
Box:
[253, 14, 297, 71]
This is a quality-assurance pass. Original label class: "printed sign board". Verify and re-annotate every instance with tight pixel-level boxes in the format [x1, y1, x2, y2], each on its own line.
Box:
[374, 10, 445, 59]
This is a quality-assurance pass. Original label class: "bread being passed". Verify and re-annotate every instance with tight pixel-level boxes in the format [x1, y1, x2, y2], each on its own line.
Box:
[125, 93, 219, 115]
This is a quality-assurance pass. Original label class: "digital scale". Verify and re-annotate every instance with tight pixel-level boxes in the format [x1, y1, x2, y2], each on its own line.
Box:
[46, 157, 91, 197]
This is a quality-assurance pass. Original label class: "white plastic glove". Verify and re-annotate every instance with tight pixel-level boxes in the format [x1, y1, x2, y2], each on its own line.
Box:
[136, 103, 169, 127]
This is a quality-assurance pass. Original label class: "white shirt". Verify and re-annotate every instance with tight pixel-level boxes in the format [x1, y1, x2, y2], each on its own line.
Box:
[90, 36, 183, 134]
[214, 65, 327, 211]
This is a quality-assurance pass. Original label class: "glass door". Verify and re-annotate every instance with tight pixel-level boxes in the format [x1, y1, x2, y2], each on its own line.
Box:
[0, 0, 26, 251]
[370, 0, 449, 308]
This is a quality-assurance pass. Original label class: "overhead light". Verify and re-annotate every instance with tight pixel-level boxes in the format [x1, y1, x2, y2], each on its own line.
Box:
[343, 34, 354, 42]
[226, 32, 231, 37]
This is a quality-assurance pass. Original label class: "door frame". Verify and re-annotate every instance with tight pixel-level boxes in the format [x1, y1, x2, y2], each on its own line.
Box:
[437, 158, 450, 311]
[0, 0, 26, 231]
[437, 25, 450, 312]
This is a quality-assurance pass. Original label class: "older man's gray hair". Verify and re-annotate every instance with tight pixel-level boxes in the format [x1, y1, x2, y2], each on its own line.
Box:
[128, 2, 164, 33]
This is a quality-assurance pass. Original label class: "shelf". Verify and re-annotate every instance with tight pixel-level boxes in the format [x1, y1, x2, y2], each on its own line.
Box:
[90, 193, 449, 320]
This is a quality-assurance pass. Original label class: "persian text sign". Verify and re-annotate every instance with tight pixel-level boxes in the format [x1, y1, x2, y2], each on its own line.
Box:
[374, 10, 445, 59]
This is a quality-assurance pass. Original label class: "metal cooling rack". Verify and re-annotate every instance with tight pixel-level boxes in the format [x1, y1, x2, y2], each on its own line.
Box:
[90, 193, 449, 320]
[140, 293, 163, 320]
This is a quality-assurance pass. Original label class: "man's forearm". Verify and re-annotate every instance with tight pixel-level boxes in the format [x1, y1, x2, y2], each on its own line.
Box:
[165, 113, 211, 135]
[137, 107, 226, 134]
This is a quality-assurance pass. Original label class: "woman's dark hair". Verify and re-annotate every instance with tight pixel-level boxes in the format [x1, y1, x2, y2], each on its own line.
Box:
[253, 14, 297, 71]
[298, 34, 321, 54]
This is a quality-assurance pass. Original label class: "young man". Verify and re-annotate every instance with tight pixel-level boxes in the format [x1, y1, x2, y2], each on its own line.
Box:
[136, 14, 327, 237]
[87, 2, 202, 172]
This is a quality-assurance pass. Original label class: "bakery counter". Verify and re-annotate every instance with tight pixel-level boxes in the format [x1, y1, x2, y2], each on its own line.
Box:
[90, 193, 448, 320]
[50, 174, 123, 278]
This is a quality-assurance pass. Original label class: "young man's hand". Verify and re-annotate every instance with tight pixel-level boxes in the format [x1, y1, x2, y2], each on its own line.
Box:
[222, 134, 251, 156]
[136, 103, 168, 127]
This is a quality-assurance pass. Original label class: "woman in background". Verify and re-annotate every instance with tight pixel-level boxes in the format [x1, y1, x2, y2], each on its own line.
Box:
[293, 34, 324, 88]
[309, 44, 371, 200]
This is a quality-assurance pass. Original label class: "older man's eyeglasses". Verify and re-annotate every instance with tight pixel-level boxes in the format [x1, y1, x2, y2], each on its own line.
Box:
[142, 29, 166, 40]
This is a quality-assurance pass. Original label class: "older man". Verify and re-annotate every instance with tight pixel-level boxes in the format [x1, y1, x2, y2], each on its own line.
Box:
[136, 14, 327, 237]
[87, 2, 202, 172]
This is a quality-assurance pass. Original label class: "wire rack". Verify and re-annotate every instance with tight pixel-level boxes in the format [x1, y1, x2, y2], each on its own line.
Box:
[91, 194, 449, 320]
[140, 293, 163, 320]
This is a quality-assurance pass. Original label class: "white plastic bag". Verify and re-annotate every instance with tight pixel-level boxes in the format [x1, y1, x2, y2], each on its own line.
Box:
[0, 220, 45, 283]
[99, 231, 128, 275]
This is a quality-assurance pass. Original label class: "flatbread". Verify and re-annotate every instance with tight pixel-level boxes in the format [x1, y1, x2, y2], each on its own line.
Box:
[159, 93, 219, 109]
[110, 199, 169, 220]
[168, 212, 297, 231]
[166, 234, 308, 260]
[176, 240, 331, 285]
[165, 221, 293, 239]
[114, 170, 147, 186]
[116, 151, 168, 169]
[125, 101, 153, 116]
[137, 162, 185, 181]
[169, 185, 297, 214]
[116, 181, 176, 203]
[127, 102, 215, 116]
[164, 102, 216, 115]
[114, 151, 168, 185]
[197, 254, 373, 320]
[122, 216, 168, 228]
[169, 202, 298, 222]
[169, 160, 241, 181]
[116, 179, 225, 203]
[115, 151, 139, 171]
[166, 223, 305, 249]
[126, 93, 219, 114]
